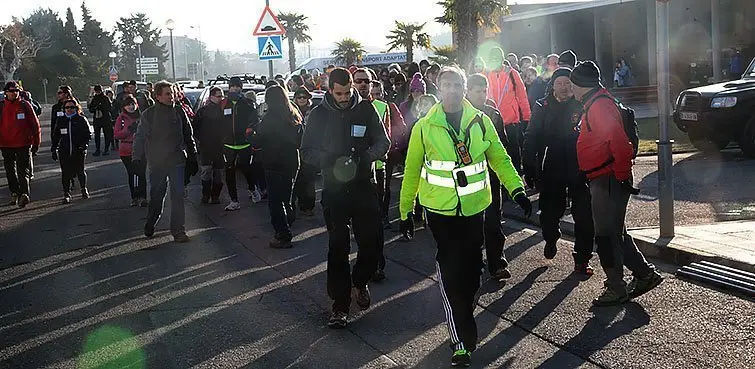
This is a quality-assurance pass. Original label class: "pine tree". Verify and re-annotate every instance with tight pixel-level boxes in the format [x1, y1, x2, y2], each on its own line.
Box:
[115, 13, 169, 80]
[61, 8, 81, 55]
[79, 1, 114, 77]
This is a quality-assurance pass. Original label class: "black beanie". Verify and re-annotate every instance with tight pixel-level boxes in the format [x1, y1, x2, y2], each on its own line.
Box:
[570, 61, 602, 88]
[558, 50, 577, 68]
[551, 67, 572, 82]
[229, 76, 243, 88]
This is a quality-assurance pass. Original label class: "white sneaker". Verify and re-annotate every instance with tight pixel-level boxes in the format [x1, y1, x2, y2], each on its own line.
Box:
[249, 189, 262, 203]
[225, 201, 241, 211]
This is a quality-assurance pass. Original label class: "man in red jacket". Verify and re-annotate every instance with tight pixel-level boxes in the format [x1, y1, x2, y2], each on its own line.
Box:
[570, 61, 662, 306]
[0, 81, 41, 208]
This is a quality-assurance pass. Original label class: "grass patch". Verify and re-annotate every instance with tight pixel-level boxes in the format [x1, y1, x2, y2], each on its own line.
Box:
[636, 117, 695, 154]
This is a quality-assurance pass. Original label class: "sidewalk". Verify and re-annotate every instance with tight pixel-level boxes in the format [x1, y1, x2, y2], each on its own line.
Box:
[502, 195, 755, 273]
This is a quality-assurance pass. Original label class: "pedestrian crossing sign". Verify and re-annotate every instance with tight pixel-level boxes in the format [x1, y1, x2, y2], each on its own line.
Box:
[258, 35, 283, 61]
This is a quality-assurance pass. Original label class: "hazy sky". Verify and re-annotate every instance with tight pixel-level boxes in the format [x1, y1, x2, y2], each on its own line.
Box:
[2, 0, 590, 54]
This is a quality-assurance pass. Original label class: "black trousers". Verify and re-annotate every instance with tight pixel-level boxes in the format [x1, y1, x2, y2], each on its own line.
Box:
[381, 150, 404, 217]
[373, 171, 387, 270]
[427, 211, 485, 353]
[60, 152, 87, 193]
[484, 173, 508, 274]
[223, 147, 255, 202]
[121, 156, 147, 199]
[539, 179, 595, 264]
[293, 163, 316, 211]
[2, 147, 32, 196]
[323, 182, 382, 313]
[504, 123, 522, 174]
[266, 170, 296, 241]
[93, 123, 114, 152]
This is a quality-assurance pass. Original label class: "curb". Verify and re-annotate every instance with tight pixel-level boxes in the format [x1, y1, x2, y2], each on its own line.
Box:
[502, 203, 752, 272]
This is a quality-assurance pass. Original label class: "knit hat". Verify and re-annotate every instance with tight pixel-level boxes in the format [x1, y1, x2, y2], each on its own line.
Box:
[3, 81, 19, 91]
[295, 86, 312, 99]
[569, 61, 602, 88]
[229, 76, 243, 88]
[409, 72, 426, 93]
[551, 67, 573, 82]
[558, 50, 577, 68]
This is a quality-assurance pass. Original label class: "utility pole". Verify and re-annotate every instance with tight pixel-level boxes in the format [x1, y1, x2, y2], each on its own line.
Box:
[656, 0, 675, 237]
[267, 0, 274, 79]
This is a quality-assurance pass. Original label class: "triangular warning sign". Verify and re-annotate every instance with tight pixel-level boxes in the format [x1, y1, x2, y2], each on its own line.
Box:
[253, 6, 286, 36]
[260, 37, 282, 57]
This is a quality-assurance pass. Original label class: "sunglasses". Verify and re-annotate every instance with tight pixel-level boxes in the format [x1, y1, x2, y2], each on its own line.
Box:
[64, 106, 77, 109]
[6, 89, 19, 93]
[354, 78, 371, 84]
[295, 95, 309, 99]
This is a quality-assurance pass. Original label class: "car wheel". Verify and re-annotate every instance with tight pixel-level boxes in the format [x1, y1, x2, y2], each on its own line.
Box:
[738, 117, 755, 158]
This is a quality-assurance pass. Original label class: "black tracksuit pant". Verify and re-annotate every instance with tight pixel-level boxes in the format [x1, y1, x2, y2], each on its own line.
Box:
[60, 152, 87, 194]
[427, 211, 485, 353]
[373, 168, 387, 270]
[265, 170, 296, 241]
[484, 173, 508, 274]
[538, 179, 595, 264]
[93, 121, 113, 152]
[323, 182, 382, 313]
[504, 123, 522, 174]
[2, 147, 32, 196]
[223, 147, 255, 202]
[121, 156, 147, 200]
[293, 163, 316, 211]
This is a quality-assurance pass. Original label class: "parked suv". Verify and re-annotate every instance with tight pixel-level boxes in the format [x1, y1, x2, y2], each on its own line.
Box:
[673, 57, 755, 156]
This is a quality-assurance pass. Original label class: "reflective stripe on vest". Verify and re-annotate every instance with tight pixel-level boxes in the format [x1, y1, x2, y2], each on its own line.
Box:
[421, 160, 488, 197]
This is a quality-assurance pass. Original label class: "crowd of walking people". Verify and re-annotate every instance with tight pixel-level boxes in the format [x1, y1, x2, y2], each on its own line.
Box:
[0, 47, 662, 367]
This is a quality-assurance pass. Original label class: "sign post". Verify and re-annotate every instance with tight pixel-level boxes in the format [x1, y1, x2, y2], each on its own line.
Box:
[137, 57, 160, 76]
[656, 0, 674, 237]
[253, 1, 286, 78]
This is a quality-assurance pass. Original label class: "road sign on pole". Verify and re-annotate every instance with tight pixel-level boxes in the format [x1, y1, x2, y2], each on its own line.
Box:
[108, 65, 118, 74]
[656, 0, 675, 237]
[253, 6, 286, 36]
[109, 73, 118, 82]
[258, 35, 283, 61]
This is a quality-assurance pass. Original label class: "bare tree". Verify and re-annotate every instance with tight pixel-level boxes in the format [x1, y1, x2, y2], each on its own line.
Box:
[0, 22, 49, 81]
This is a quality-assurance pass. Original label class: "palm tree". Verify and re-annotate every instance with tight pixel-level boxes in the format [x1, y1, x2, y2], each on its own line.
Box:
[331, 38, 366, 66]
[428, 45, 459, 66]
[278, 12, 312, 73]
[385, 21, 431, 63]
[436, 0, 509, 70]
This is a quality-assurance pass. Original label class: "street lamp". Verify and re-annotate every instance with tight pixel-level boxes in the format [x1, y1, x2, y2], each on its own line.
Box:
[133, 35, 144, 82]
[166, 19, 177, 82]
[190, 25, 204, 82]
[108, 51, 117, 71]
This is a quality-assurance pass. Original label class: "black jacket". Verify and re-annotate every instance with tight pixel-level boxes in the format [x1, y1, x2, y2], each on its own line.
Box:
[480, 104, 508, 146]
[253, 112, 303, 177]
[301, 90, 390, 192]
[221, 96, 259, 147]
[89, 93, 112, 126]
[193, 102, 226, 159]
[52, 114, 92, 156]
[522, 94, 583, 182]
[51, 101, 64, 136]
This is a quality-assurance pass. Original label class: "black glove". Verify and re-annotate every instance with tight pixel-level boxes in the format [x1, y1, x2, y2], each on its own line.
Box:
[186, 155, 199, 177]
[522, 166, 537, 190]
[514, 191, 533, 218]
[51, 150, 58, 162]
[620, 179, 640, 195]
[400, 213, 415, 240]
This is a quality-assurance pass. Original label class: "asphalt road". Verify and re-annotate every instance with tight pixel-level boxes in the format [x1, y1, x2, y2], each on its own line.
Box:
[1, 112, 754, 368]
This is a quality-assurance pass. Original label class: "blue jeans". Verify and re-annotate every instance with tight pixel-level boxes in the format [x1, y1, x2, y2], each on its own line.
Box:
[147, 164, 186, 236]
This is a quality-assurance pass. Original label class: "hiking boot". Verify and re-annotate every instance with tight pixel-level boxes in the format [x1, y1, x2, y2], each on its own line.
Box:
[225, 201, 241, 211]
[81, 188, 89, 199]
[209, 196, 221, 204]
[628, 271, 664, 299]
[17, 194, 30, 208]
[102, 150, 109, 156]
[249, 189, 261, 203]
[491, 266, 512, 281]
[371, 268, 386, 282]
[269, 238, 293, 249]
[8, 193, 18, 206]
[451, 349, 471, 367]
[139, 198, 149, 207]
[173, 233, 190, 243]
[144, 223, 155, 238]
[62, 193, 72, 204]
[327, 310, 348, 329]
[592, 287, 629, 306]
[92, 150, 101, 157]
[354, 286, 371, 310]
[544, 240, 557, 259]
[130, 199, 139, 207]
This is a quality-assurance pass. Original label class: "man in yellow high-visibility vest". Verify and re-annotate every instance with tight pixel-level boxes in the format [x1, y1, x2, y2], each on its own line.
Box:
[399, 66, 532, 367]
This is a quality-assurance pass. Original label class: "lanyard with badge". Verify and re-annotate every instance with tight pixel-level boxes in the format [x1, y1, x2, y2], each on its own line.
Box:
[443, 117, 472, 187]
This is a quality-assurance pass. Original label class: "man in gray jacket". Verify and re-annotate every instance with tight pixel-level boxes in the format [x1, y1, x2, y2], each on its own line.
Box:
[133, 80, 198, 243]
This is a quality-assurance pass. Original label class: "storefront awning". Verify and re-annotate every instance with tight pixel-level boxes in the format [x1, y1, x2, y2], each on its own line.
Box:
[503, 0, 638, 22]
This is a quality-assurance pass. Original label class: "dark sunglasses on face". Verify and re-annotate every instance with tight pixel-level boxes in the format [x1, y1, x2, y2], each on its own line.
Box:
[6, 89, 19, 93]
[295, 95, 309, 99]
[354, 78, 371, 84]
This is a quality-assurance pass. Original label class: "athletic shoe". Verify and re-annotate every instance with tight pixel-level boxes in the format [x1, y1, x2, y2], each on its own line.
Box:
[8, 193, 18, 206]
[17, 194, 30, 208]
[544, 241, 557, 259]
[260, 190, 268, 200]
[225, 201, 241, 211]
[201, 195, 210, 204]
[354, 286, 371, 310]
[144, 223, 155, 238]
[327, 311, 348, 329]
[249, 189, 262, 203]
[491, 266, 512, 280]
[592, 287, 629, 306]
[130, 199, 139, 207]
[574, 262, 595, 277]
[628, 271, 664, 299]
[300, 209, 315, 217]
[102, 150, 109, 156]
[81, 188, 90, 199]
[269, 238, 293, 249]
[92, 150, 101, 157]
[451, 349, 471, 367]
[173, 233, 190, 243]
[139, 198, 149, 207]
[209, 196, 221, 204]
[62, 193, 72, 204]
[371, 268, 386, 282]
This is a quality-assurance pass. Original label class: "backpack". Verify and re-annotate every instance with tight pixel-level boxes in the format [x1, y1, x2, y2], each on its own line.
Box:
[583, 94, 639, 158]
